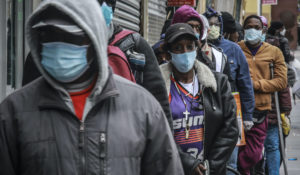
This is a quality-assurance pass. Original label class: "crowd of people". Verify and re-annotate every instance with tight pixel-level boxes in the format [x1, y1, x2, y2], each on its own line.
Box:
[0, 0, 295, 175]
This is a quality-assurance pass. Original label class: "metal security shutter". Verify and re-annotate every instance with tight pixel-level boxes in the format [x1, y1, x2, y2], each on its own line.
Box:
[214, 0, 235, 14]
[113, 0, 141, 32]
[148, 0, 167, 45]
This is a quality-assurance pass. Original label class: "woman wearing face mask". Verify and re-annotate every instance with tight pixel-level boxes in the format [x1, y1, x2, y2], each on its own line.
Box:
[204, 9, 256, 138]
[160, 23, 238, 175]
[237, 15, 287, 175]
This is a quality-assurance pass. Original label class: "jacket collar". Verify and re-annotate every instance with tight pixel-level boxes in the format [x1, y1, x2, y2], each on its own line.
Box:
[160, 60, 217, 95]
[238, 41, 271, 56]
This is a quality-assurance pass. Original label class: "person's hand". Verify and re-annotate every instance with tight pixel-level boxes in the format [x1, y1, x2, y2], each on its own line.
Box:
[193, 164, 206, 175]
[243, 121, 254, 132]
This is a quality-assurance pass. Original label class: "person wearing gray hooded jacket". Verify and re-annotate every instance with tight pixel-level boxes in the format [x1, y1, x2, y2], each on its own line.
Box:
[0, 0, 183, 174]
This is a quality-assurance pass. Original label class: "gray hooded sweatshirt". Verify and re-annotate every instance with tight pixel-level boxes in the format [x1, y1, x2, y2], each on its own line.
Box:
[0, 0, 184, 174]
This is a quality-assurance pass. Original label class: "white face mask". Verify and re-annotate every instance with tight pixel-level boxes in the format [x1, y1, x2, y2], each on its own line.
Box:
[280, 29, 286, 36]
[244, 28, 262, 45]
[207, 25, 220, 40]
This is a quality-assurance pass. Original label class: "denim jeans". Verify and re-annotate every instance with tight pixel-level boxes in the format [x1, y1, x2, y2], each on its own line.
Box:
[264, 125, 280, 175]
[227, 147, 239, 175]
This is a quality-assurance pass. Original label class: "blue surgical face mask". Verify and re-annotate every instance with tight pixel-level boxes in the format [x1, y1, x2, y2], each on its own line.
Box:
[261, 33, 266, 42]
[170, 50, 196, 73]
[195, 33, 200, 40]
[101, 2, 113, 27]
[244, 28, 262, 45]
[41, 42, 89, 83]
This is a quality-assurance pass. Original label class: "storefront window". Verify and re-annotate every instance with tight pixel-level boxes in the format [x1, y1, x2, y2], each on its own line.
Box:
[6, 0, 16, 92]
[5, 0, 26, 94]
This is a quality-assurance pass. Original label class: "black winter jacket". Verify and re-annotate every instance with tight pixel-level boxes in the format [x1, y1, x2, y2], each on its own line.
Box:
[266, 34, 294, 63]
[110, 24, 172, 128]
[160, 60, 239, 175]
[279, 36, 294, 63]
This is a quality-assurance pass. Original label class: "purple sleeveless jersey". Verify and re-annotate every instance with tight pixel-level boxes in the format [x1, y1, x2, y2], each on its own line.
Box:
[169, 77, 204, 159]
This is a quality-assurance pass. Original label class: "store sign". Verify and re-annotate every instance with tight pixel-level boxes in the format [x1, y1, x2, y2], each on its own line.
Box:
[262, 0, 277, 5]
[167, 0, 196, 7]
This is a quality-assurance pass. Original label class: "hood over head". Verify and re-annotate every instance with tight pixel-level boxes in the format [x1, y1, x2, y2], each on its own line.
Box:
[26, 0, 109, 97]
[199, 14, 210, 40]
[203, 7, 223, 41]
[172, 5, 204, 39]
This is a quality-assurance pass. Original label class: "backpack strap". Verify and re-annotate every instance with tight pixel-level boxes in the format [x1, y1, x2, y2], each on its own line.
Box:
[107, 45, 136, 82]
[110, 30, 135, 46]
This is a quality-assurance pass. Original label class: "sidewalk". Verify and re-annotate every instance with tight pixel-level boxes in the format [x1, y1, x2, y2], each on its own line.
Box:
[279, 47, 300, 174]
[279, 99, 300, 174]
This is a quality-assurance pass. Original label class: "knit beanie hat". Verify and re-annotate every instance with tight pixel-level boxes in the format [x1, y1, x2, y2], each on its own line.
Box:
[172, 5, 204, 39]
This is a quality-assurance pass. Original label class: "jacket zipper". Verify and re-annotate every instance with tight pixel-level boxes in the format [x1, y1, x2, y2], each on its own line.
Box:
[79, 121, 86, 175]
[76, 92, 116, 175]
[99, 132, 107, 175]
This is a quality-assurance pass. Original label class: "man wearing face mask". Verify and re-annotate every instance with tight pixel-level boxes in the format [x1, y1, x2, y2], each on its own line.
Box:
[22, 0, 172, 130]
[204, 10, 255, 175]
[0, 0, 184, 174]
[171, 5, 232, 81]
[160, 23, 238, 175]
[203, 9, 255, 132]
[204, 8, 255, 165]
[238, 15, 287, 175]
